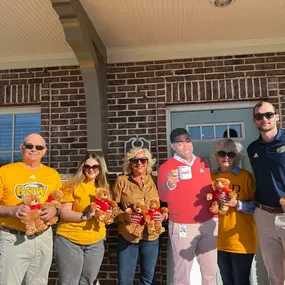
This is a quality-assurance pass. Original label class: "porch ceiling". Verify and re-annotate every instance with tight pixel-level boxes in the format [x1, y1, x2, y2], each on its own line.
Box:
[1, 0, 285, 69]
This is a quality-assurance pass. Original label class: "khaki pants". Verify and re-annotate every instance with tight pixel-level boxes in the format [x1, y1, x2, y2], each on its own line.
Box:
[0, 227, 53, 285]
[169, 218, 218, 285]
[254, 207, 285, 285]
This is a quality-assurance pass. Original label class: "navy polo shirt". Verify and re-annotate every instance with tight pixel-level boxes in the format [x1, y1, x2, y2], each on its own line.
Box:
[247, 129, 285, 207]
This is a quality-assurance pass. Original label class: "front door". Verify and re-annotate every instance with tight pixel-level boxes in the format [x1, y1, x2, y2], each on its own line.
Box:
[166, 103, 269, 285]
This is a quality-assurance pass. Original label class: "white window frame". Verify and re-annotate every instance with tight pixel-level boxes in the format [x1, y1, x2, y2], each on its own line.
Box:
[186, 122, 245, 141]
[0, 106, 41, 163]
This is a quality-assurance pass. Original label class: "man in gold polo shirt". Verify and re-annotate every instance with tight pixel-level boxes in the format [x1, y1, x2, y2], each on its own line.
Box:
[0, 133, 62, 285]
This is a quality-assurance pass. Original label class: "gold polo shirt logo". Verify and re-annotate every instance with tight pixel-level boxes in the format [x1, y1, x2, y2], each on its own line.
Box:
[277, 146, 285, 153]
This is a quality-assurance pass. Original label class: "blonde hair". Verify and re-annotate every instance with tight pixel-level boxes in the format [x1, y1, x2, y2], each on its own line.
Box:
[122, 147, 156, 175]
[67, 153, 108, 191]
[211, 138, 243, 170]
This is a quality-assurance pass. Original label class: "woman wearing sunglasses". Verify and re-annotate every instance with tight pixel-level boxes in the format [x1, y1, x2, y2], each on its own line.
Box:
[112, 147, 166, 285]
[55, 153, 108, 285]
[211, 138, 257, 285]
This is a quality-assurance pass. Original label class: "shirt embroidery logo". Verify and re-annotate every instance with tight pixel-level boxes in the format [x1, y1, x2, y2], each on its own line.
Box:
[200, 168, 204, 173]
[14, 182, 48, 200]
[29, 175, 36, 179]
[277, 146, 285, 153]
[253, 153, 259, 158]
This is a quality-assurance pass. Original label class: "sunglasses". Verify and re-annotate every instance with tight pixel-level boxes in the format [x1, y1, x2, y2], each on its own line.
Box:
[24, 143, 45, 151]
[83, 164, 100, 171]
[253, 112, 275, 121]
[217, 151, 236, 159]
[130, 157, 148, 164]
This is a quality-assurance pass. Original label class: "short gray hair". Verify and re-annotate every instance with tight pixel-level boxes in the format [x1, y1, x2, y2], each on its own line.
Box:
[211, 138, 243, 169]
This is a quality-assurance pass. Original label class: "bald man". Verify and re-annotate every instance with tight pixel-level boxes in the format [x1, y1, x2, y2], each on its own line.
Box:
[0, 133, 62, 285]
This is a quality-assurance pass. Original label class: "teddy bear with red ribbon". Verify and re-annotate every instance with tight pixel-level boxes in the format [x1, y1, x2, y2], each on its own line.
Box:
[144, 198, 168, 235]
[90, 188, 119, 225]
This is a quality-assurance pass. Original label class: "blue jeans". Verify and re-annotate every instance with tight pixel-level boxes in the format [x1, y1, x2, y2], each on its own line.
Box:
[218, 250, 255, 285]
[117, 235, 159, 285]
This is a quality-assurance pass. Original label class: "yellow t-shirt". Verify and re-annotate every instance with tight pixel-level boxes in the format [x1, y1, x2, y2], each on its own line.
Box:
[0, 162, 62, 231]
[56, 181, 106, 245]
[211, 168, 257, 254]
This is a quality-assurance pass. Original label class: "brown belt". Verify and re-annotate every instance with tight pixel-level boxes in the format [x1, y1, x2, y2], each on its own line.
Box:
[256, 204, 284, 214]
[0, 226, 26, 235]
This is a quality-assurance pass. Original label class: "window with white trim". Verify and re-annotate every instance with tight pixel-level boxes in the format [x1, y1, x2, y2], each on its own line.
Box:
[0, 107, 41, 166]
[187, 122, 244, 141]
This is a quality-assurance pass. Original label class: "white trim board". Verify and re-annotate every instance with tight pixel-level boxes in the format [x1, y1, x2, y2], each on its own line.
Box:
[166, 101, 259, 159]
[0, 53, 78, 70]
[108, 37, 285, 63]
[0, 106, 40, 114]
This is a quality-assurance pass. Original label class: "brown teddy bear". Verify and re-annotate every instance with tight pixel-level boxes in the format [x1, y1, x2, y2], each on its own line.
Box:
[41, 189, 64, 226]
[90, 188, 119, 225]
[125, 201, 149, 239]
[144, 198, 169, 235]
[206, 178, 236, 215]
[19, 193, 48, 235]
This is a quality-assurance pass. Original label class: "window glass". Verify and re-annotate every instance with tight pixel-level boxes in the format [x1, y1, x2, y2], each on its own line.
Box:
[14, 152, 22, 163]
[189, 126, 200, 139]
[0, 153, 12, 167]
[14, 114, 41, 149]
[202, 126, 214, 139]
[216, 125, 227, 138]
[229, 125, 241, 138]
[0, 113, 40, 166]
[0, 115, 13, 151]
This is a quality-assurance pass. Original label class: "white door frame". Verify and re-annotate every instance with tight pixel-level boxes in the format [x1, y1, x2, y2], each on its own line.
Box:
[166, 101, 260, 158]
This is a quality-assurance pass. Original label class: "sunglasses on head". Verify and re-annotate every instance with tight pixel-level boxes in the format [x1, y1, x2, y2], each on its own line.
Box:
[253, 112, 275, 121]
[130, 157, 148, 164]
[24, 143, 45, 151]
[83, 164, 100, 171]
[217, 151, 236, 159]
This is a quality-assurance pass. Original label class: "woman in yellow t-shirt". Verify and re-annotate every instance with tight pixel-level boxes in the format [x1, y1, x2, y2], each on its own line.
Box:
[55, 153, 108, 285]
[211, 138, 257, 285]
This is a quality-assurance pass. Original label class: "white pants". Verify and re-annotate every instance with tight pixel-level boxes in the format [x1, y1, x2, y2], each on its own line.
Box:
[169, 218, 218, 285]
[0, 227, 53, 285]
[254, 207, 285, 285]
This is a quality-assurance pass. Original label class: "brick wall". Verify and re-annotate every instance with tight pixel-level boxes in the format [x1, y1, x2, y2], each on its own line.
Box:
[107, 51, 285, 284]
[0, 66, 88, 174]
[1, 51, 285, 284]
[107, 52, 285, 171]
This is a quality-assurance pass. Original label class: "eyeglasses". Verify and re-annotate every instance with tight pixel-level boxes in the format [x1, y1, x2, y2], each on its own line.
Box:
[83, 164, 100, 171]
[253, 112, 276, 121]
[24, 143, 45, 151]
[217, 151, 236, 159]
[130, 157, 148, 164]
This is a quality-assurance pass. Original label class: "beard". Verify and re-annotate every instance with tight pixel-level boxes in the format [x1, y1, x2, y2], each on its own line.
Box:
[257, 123, 274, 132]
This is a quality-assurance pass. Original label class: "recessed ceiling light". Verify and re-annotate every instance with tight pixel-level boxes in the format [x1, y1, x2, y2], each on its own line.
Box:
[210, 0, 233, 7]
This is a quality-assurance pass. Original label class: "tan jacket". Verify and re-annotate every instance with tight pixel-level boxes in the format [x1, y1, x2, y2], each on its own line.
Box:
[112, 174, 160, 243]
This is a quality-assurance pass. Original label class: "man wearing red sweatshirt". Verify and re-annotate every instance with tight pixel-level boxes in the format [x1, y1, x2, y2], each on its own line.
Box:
[158, 128, 217, 285]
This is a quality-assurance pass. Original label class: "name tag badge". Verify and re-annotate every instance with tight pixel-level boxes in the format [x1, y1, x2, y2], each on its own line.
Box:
[178, 224, 187, 237]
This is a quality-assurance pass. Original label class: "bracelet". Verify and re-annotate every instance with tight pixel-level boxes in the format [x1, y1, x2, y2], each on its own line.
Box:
[81, 212, 88, 221]
[55, 207, 60, 216]
[236, 201, 240, 211]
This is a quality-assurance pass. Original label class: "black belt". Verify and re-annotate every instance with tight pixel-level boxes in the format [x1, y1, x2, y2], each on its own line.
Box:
[0, 226, 26, 235]
[0, 226, 49, 236]
[255, 203, 284, 214]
